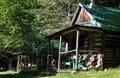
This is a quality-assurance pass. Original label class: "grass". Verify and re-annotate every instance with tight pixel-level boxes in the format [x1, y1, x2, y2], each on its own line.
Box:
[41, 68, 120, 78]
[0, 68, 41, 78]
[0, 70, 17, 75]
[0, 68, 120, 78]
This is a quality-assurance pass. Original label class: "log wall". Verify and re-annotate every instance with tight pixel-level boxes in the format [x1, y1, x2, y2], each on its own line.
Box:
[104, 31, 120, 68]
[82, 32, 102, 51]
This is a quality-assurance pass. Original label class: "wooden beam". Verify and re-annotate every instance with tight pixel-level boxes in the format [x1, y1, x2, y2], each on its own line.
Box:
[75, 30, 80, 70]
[47, 38, 50, 70]
[106, 34, 120, 39]
[8, 57, 12, 70]
[16, 55, 20, 72]
[106, 42, 120, 46]
[94, 38, 102, 42]
[59, 49, 76, 54]
[70, 4, 81, 26]
[59, 29, 77, 38]
[78, 26, 102, 32]
[65, 43, 68, 52]
[60, 50, 100, 54]
[106, 38, 120, 42]
[20, 55, 22, 63]
[93, 34, 102, 37]
[102, 31, 106, 69]
[50, 40, 54, 69]
[57, 69, 76, 73]
[80, 50, 100, 53]
[94, 43, 102, 46]
[58, 36, 62, 69]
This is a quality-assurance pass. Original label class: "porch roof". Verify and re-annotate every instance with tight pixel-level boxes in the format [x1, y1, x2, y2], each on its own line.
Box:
[46, 25, 102, 39]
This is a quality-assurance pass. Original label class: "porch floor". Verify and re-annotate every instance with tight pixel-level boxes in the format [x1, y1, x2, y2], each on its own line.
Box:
[57, 69, 76, 73]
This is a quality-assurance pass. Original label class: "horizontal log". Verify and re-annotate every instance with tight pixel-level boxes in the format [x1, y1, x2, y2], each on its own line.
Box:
[106, 34, 120, 39]
[94, 48, 101, 51]
[95, 43, 102, 46]
[106, 42, 120, 46]
[93, 34, 102, 37]
[105, 59, 117, 61]
[60, 49, 76, 54]
[105, 65, 118, 67]
[104, 53, 115, 56]
[105, 52, 115, 55]
[106, 41, 120, 44]
[79, 50, 100, 53]
[106, 38, 120, 42]
[104, 61, 117, 63]
[85, 37, 88, 40]
[105, 50, 114, 53]
[57, 69, 76, 72]
[104, 56, 115, 58]
[104, 57, 116, 60]
[84, 41, 88, 44]
[78, 27, 102, 32]
[104, 58, 115, 60]
[106, 48, 115, 50]
[105, 63, 118, 65]
[94, 46, 102, 48]
[83, 45, 88, 47]
[94, 38, 102, 42]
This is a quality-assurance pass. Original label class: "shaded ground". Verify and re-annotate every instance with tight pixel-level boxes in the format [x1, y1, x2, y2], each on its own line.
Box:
[0, 68, 54, 78]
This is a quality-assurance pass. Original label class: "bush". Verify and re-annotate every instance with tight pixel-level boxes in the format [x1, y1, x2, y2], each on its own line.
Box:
[20, 68, 40, 76]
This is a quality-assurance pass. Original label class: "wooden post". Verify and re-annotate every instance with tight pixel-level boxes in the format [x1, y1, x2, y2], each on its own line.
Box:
[50, 40, 54, 69]
[8, 57, 12, 70]
[102, 31, 106, 69]
[75, 30, 80, 70]
[16, 55, 20, 72]
[65, 43, 68, 52]
[47, 38, 50, 70]
[58, 36, 62, 70]
[20, 55, 22, 64]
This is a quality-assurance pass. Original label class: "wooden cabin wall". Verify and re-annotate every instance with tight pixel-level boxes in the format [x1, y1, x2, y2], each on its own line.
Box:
[82, 32, 102, 51]
[104, 31, 120, 68]
[94, 32, 102, 51]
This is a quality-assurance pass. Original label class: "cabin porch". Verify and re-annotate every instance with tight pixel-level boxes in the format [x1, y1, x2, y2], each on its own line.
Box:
[46, 26, 104, 72]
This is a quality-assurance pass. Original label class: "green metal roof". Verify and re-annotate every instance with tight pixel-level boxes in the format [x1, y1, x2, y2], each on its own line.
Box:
[82, 4, 120, 32]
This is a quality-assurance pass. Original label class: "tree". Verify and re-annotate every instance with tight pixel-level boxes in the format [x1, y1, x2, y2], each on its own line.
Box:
[94, 0, 120, 7]
[36, 0, 71, 35]
[0, 0, 77, 59]
[0, 0, 39, 57]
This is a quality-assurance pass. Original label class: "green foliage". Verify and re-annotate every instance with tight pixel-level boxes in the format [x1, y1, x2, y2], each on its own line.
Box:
[0, 0, 39, 57]
[94, 0, 120, 7]
[0, 0, 76, 60]
[36, 0, 70, 35]
[20, 68, 40, 76]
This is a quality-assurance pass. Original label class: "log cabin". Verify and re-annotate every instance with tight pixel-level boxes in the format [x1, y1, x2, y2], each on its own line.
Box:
[46, 2, 120, 72]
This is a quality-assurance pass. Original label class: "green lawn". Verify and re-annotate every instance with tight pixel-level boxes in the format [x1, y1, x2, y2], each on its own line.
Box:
[42, 68, 120, 78]
[0, 68, 120, 78]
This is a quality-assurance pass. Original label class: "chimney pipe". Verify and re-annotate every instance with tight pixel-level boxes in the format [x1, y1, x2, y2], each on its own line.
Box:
[89, 0, 94, 9]
[91, 0, 93, 3]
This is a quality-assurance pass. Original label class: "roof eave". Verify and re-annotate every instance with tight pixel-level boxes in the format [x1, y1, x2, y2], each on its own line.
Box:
[46, 25, 102, 39]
